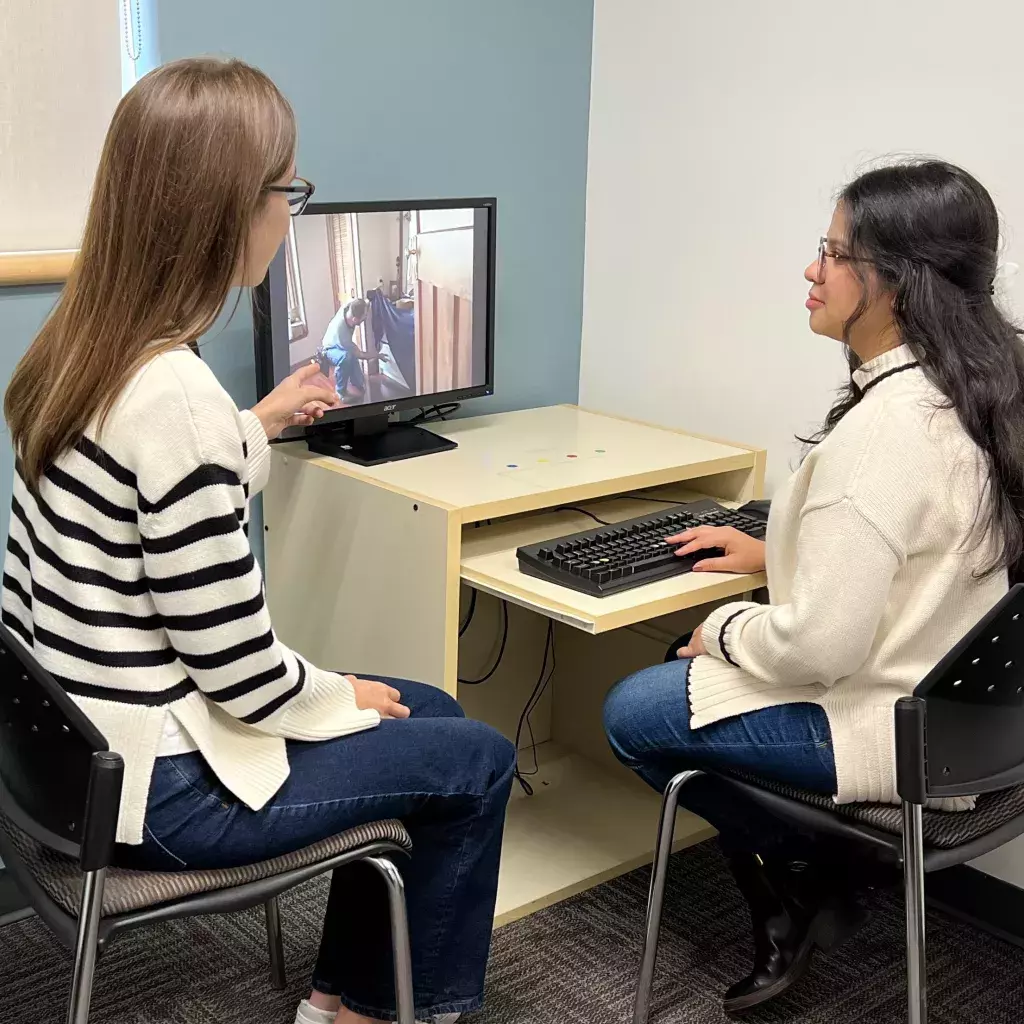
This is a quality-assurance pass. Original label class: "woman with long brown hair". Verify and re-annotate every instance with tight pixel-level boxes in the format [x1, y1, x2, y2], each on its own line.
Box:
[2, 57, 513, 1024]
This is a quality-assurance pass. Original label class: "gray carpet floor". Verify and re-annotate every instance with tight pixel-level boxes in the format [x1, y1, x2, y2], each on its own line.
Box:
[2, 841, 1023, 1023]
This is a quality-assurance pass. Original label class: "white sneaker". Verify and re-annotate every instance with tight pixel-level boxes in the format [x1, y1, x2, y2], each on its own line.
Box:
[294, 1000, 460, 1024]
[295, 1000, 335, 1024]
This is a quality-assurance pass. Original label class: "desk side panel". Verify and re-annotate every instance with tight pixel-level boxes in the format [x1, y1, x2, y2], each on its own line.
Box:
[264, 452, 453, 689]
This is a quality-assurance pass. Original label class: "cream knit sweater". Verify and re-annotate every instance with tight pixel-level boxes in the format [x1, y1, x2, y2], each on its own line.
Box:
[689, 344, 1007, 810]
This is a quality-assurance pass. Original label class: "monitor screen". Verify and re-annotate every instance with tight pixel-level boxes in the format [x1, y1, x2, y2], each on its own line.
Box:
[253, 199, 495, 431]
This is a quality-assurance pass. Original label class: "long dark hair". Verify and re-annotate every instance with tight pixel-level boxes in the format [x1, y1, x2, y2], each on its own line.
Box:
[803, 160, 1024, 575]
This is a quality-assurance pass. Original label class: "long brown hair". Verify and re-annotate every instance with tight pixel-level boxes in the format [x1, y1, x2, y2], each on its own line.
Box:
[5, 57, 295, 488]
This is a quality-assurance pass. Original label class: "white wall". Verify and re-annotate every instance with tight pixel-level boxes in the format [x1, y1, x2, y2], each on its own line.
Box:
[581, 0, 1024, 492]
[291, 215, 338, 364]
[581, 0, 1024, 882]
[357, 211, 402, 294]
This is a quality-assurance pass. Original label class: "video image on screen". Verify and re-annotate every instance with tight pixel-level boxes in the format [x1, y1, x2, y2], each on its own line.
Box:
[283, 207, 482, 409]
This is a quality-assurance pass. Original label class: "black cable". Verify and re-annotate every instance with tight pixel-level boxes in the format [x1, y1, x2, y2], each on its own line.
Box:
[458, 599, 508, 685]
[410, 402, 461, 424]
[621, 494, 680, 506]
[555, 505, 610, 526]
[458, 588, 477, 638]
[513, 620, 556, 795]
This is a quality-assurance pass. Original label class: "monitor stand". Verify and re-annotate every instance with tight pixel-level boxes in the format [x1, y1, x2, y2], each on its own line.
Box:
[305, 413, 457, 467]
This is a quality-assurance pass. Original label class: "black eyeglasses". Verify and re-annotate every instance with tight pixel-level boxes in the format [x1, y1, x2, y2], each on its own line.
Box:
[266, 176, 315, 217]
[816, 236, 874, 283]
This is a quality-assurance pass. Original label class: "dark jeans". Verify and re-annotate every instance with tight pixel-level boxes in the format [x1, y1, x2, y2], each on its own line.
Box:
[603, 658, 837, 856]
[116, 679, 516, 1021]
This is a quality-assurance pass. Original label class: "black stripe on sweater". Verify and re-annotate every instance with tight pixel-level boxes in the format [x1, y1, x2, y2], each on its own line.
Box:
[12, 499, 151, 597]
[34, 625, 177, 668]
[74, 437, 138, 489]
[855, 362, 921, 398]
[3, 573, 32, 612]
[31, 582, 162, 631]
[240, 659, 306, 724]
[162, 592, 266, 631]
[176, 629, 275, 671]
[5, 536, 30, 572]
[44, 464, 137, 524]
[138, 464, 242, 516]
[26, 485, 142, 559]
[147, 552, 255, 594]
[2, 609, 33, 647]
[141, 513, 241, 555]
[30, 581, 266, 634]
[205, 660, 288, 704]
[717, 608, 749, 668]
[52, 673, 196, 706]
[14, 497, 255, 598]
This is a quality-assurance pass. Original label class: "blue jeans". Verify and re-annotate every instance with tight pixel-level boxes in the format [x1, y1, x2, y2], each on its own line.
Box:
[323, 342, 365, 394]
[116, 680, 516, 1021]
[603, 659, 837, 855]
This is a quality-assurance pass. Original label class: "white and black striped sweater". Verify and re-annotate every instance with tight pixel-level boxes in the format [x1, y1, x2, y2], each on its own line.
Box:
[1, 347, 380, 844]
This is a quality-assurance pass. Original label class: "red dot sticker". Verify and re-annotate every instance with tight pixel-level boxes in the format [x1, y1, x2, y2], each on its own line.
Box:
[567, 454, 578, 459]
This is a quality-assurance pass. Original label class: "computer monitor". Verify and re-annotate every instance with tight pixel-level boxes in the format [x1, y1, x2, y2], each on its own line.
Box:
[253, 197, 496, 465]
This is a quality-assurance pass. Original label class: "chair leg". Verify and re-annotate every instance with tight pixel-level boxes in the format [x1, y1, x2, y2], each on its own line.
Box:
[366, 855, 416, 1024]
[66, 868, 106, 1024]
[632, 770, 703, 1024]
[265, 897, 287, 990]
[902, 801, 927, 1024]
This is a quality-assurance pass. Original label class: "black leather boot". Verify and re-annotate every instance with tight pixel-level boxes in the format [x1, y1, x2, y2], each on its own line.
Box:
[722, 852, 817, 1015]
[774, 856, 871, 954]
[723, 854, 870, 1015]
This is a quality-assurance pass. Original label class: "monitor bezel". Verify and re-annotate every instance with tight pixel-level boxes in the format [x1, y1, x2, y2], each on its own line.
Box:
[252, 196, 496, 439]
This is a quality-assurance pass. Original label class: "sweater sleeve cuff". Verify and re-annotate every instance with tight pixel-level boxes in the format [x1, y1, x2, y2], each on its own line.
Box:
[274, 667, 380, 741]
[240, 409, 272, 497]
[702, 601, 760, 666]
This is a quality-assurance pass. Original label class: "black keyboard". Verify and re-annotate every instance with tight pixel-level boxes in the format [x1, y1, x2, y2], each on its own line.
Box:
[516, 499, 766, 598]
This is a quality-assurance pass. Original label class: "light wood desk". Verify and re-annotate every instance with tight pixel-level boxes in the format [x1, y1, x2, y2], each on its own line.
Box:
[264, 405, 766, 923]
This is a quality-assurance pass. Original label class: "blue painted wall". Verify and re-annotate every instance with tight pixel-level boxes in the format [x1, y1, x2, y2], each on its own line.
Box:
[154, 0, 594, 416]
[0, 1, 592, 557]
[0, 288, 61, 538]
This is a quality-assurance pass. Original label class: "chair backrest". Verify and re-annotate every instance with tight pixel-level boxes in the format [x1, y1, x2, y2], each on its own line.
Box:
[901, 584, 1024, 801]
[0, 623, 123, 868]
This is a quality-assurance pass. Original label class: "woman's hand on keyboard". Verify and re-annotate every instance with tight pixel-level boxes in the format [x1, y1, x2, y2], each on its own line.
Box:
[665, 525, 767, 574]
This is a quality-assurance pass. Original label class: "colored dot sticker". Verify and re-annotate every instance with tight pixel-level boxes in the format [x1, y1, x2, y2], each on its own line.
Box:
[506, 463, 518, 468]
[567, 454, 578, 459]
[595, 449, 605, 453]
[537, 458, 549, 463]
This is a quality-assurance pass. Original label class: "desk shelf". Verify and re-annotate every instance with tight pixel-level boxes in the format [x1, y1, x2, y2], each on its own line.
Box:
[495, 744, 714, 925]
[460, 494, 766, 634]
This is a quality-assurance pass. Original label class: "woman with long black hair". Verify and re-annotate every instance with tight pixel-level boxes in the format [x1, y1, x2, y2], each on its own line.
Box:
[604, 160, 1024, 1012]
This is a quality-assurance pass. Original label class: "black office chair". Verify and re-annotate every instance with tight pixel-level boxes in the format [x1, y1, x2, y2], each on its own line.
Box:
[634, 583, 1024, 1024]
[0, 623, 417, 1024]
